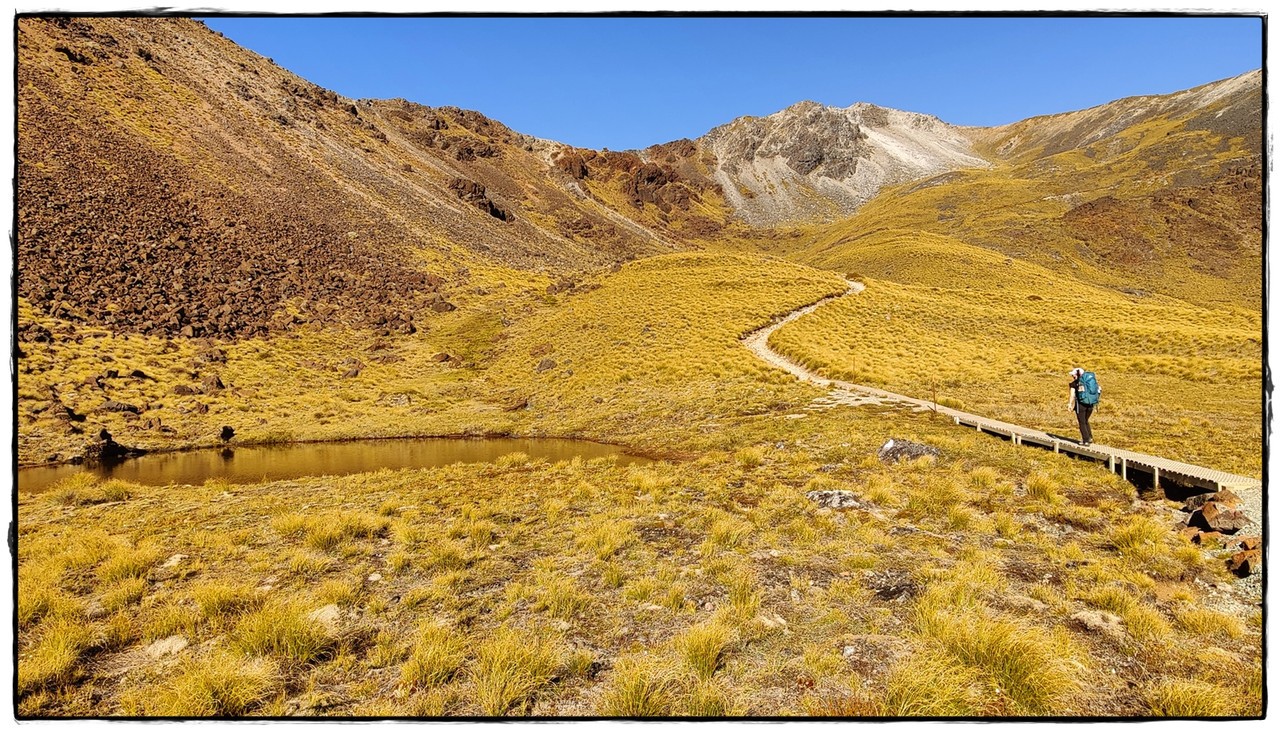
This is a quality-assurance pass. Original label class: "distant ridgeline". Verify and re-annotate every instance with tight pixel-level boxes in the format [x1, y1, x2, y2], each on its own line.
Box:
[16, 16, 1261, 338]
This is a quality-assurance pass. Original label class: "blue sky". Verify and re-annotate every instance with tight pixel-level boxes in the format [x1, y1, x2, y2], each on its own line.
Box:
[202, 16, 1262, 150]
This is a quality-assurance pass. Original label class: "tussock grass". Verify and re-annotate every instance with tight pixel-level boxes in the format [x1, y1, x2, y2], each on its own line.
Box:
[682, 679, 740, 716]
[192, 582, 262, 620]
[17, 618, 94, 694]
[678, 621, 735, 679]
[532, 573, 591, 619]
[470, 627, 562, 715]
[233, 601, 333, 665]
[143, 602, 199, 642]
[596, 657, 675, 716]
[400, 624, 467, 690]
[883, 654, 983, 716]
[96, 543, 162, 583]
[576, 520, 634, 560]
[149, 652, 278, 716]
[915, 579, 1079, 715]
[1109, 517, 1169, 562]
[18, 581, 81, 630]
[1173, 606, 1244, 640]
[1145, 679, 1235, 716]
[1025, 471, 1060, 503]
[44, 473, 100, 506]
[102, 576, 148, 612]
[318, 578, 361, 608]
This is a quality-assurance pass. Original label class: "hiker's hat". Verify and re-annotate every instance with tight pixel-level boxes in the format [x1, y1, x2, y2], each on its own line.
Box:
[1069, 367, 1083, 377]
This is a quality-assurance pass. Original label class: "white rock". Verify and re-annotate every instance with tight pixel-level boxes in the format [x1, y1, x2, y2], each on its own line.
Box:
[367, 573, 382, 583]
[145, 635, 189, 659]
[306, 604, 341, 633]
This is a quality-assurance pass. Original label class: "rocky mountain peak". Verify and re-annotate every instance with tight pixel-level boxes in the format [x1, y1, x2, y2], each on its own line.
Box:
[699, 99, 987, 225]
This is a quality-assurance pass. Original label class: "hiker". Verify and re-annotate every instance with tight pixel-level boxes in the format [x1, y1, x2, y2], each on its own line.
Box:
[1068, 367, 1101, 445]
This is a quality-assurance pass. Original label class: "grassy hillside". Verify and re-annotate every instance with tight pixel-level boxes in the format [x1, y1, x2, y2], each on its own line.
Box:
[778, 75, 1261, 310]
[768, 236, 1261, 477]
[17, 253, 845, 465]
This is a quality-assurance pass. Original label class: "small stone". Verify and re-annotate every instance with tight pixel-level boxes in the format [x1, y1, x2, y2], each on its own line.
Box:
[1004, 595, 1049, 613]
[306, 604, 341, 633]
[367, 573, 382, 583]
[145, 635, 189, 659]
[1071, 610, 1125, 638]
[553, 620, 571, 632]
[536, 358, 557, 373]
[161, 553, 188, 569]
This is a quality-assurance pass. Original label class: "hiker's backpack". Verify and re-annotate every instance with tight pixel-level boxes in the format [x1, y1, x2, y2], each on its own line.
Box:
[1078, 372, 1100, 406]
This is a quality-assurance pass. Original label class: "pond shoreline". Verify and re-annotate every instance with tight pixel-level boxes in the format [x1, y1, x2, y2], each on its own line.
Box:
[16, 433, 675, 494]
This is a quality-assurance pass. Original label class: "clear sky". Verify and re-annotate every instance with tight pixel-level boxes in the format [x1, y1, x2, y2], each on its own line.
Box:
[201, 15, 1262, 150]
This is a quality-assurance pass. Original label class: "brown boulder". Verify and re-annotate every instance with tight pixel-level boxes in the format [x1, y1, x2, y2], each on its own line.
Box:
[172, 384, 200, 396]
[201, 374, 224, 392]
[1227, 550, 1261, 577]
[431, 353, 451, 363]
[1189, 502, 1253, 534]
[430, 300, 456, 313]
[1192, 531, 1224, 546]
[1226, 535, 1261, 551]
[1184, 489, 1242, 511]
[536, 358, 557, 373]
[342, 367, 361, 379]
[1178, 526, 1202, 541]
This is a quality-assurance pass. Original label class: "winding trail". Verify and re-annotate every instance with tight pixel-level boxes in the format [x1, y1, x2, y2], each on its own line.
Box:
[743, 281, 1262, 521]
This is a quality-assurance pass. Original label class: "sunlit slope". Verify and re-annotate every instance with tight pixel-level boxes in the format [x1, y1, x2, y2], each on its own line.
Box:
[781, 72, 1261, 310]
[482, 252, 848, 445]
[767, 238, 1261, 477]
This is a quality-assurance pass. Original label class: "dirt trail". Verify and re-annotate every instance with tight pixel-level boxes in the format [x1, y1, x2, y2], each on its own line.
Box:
[741, 281, 1263, 529]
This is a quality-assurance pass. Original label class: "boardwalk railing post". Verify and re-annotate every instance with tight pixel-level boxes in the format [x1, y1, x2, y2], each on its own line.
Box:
[1121, 459, 1127, 481]
[1153, 467, 1160, 491]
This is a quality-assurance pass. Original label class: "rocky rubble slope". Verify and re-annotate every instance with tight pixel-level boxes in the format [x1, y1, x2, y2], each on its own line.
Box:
[15, 17, 721, 339]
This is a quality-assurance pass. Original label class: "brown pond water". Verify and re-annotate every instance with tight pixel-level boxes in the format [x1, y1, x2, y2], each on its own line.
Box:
[16, 437, 652, 494]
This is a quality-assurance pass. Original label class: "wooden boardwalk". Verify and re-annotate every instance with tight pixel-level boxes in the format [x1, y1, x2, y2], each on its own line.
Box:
[743, 284, 1262, 494]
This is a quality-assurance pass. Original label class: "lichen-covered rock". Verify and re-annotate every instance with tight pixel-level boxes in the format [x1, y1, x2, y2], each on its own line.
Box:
[805, 490, 873, 510]
[877, 438, 941, 464]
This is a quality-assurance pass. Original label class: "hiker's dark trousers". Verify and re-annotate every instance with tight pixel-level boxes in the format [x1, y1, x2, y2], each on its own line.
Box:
[1075, 403, 1094, 444]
